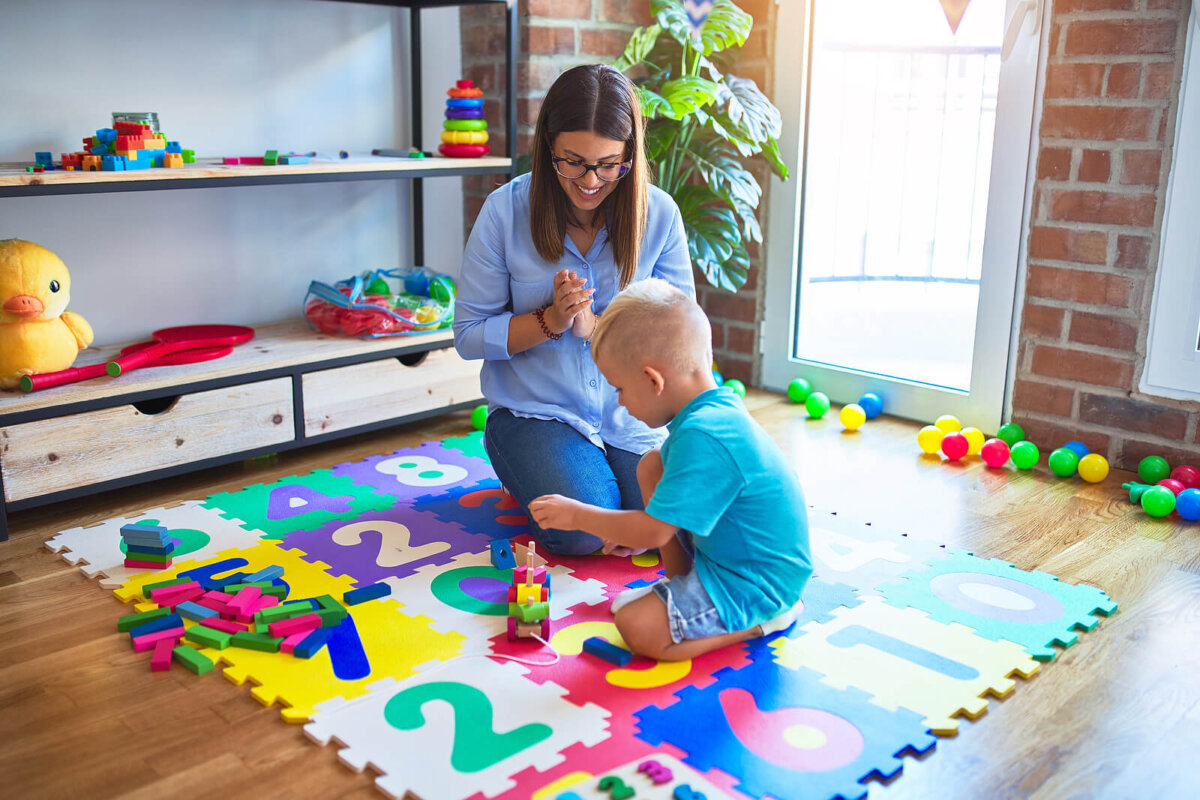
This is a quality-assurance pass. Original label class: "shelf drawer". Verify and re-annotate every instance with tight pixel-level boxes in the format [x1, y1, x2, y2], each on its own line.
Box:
[1, 377, 294, 503]
[303, 347, 481, 437]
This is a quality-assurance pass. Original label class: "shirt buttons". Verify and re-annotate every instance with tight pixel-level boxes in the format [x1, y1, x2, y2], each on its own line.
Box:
[589, 379, 597, 387]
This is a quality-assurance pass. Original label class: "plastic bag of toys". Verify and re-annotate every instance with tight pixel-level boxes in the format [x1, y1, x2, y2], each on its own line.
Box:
[303, 267, 455, 339]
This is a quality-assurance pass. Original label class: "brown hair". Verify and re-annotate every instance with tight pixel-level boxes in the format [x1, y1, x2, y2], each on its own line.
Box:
[529, 64, 648, 289]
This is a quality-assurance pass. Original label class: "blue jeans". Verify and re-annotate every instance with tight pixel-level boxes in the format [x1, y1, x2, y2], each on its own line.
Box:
[484, 408, 645, 555]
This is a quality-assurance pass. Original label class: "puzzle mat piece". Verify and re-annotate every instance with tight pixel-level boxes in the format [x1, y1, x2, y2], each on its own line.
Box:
[635, 657, 936, 800]
[385, 549, 607, 645]
[540, 753, 735, 800]
[45, 501, 266, 589]
[441, 429, 489, 463]
[772, 596, 1040, 736]
[529, 537, 669, 601]
[305, 658, 610, 800]
[413, 479, 533, 540]
[284, 505, 492, 585]
[488, 600, 752, 722]
[807, 510, 949, 595]
[743, 577, 863, 657]
[333, 440, 497, 506]
[878, 549, 1119, 661]
[202, 470, 395, 540]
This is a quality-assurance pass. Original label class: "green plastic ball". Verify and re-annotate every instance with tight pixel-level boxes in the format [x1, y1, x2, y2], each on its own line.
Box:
[787, 378, 812, 403]
[1010, 440, 1040, 470]
[366, 277, 391, 296]
[470, 404, 488, 431]
[1140, 485, 1177, 518]
[430, 275, 457, 303]
[1048, 447, 1080, 478]
[804, 391, 831, 419]
[996, 423, 1025, 447]
[725, 379, 746, 399]
[1137, 455, 1171, 485]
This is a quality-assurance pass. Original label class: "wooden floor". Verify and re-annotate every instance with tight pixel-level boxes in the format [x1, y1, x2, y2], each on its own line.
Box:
[2, 390, 1198, 799]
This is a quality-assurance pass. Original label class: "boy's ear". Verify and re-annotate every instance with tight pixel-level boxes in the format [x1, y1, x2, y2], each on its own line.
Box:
[643, 365, 666, 396]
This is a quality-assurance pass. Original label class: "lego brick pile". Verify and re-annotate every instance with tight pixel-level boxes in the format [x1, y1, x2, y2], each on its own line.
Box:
[33, 120, 194, 173]
[47, 430, 1118, 800]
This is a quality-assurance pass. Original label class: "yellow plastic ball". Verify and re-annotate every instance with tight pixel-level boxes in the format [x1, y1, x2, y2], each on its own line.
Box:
[840, 403, 866, 431]
[1077, 453, 1110, 483]
[934, 415, 962, 434]
[917, 425, 945, 454]
[961, 427, 986, 456]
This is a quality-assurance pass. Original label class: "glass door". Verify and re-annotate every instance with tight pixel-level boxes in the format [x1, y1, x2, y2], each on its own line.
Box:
[762, 0, 1045, 432]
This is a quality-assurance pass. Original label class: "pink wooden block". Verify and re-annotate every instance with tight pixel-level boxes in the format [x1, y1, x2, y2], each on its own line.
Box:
[159, 587, 204, 609]
[201, 618, 246, 634]
[246, 595, 279, 615]
[193, 596, 228, 613]
[133, 627, 185, 653]
[150, 638, 174, 671]
[280, 631, 309, 655]
[124, 559, 172, 570]
[513, 565, 546, 585]
[224, 586, 261, 617]
[148, 581, 201, 602]
[268, 613, 321, 639]
[203, 590, 235, 602]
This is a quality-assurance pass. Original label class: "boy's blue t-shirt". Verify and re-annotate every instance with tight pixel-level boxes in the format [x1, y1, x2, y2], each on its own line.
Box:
[645, 387, 812, 633]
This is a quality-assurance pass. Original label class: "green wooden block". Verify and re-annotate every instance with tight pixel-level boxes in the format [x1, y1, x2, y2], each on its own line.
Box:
[264, 149, 278, 166]
[516, 601, 549, 623]
[125, 550, 173, 563]
[257, 600, 313, 624]
[231, 631, 283, 652]
[234, 581, 288, 598]
[116, 607, 170, 632]
[185, 625, 232, 650]
[315, 595, 347, 614]
[316, 608, 348, 627]
[172, 644, 214, 675]
[141, 577, 191, 595]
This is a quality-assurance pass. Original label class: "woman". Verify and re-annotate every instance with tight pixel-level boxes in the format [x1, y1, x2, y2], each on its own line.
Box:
[453, 64, 694, 555]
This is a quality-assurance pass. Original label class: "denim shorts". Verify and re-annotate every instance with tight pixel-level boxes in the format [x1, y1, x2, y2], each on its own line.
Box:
[652, 531, 730, 643]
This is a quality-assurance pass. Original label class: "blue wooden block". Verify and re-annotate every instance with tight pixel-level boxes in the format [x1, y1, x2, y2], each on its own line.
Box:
[125, 541, 176, 556]
[489, 540, 517, 569]
[343, 582, 390, 606]
[582, 636, 633, 666]
[293, 626, 334, 659]
[176, 601, 218, 622]
[121, 522, 169, 537]
[244, 565, 285, 584]
[128, 613, 184, 640]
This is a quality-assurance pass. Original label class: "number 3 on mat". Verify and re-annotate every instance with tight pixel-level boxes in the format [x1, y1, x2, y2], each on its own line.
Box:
[383, 681, 551, 772]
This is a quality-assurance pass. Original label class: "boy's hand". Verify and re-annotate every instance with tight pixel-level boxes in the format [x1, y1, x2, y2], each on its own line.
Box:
[528, 493, 583, 531]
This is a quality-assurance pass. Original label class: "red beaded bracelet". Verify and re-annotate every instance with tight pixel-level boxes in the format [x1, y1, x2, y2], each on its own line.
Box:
[534, 305, 561, 340]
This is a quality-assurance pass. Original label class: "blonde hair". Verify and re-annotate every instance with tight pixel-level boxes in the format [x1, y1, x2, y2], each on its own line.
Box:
[591, 278, 712, 373]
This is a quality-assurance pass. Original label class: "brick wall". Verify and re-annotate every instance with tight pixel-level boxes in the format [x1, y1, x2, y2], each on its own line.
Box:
[458, 0, 775, 386]
[1013, 0, 1198, 470]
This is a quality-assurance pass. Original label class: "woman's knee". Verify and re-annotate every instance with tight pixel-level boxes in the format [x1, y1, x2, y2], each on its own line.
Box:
[533, 527, 602, 557]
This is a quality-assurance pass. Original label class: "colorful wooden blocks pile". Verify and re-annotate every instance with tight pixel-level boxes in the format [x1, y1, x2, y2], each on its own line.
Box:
[439, 79, 490, 158]
[115, 568, 395, 674]
[120, 523, 178, 570]
[34, 120, 194, 172]
[506, 541, 551, 641]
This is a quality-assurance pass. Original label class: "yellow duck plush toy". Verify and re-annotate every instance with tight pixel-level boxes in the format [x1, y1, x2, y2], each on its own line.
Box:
[0, 239, 93, 390]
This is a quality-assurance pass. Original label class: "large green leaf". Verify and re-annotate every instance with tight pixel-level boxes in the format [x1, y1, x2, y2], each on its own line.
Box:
[660, 76, 720, 119]
[643, 119, 675, 163]
[722, 74, 783, 144]
[636, 85, 673, 120]
[759, 138, 789, 181]
[612, 24, 661, 72]
[691, 136, 761, 215]
[675, 185, 747, 291]
[653, 0, 753, 57]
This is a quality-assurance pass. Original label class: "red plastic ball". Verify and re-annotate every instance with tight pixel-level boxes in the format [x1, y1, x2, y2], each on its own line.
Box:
[1157, 478, 1186, 496]
[1169, 465, 1200, 490]
[941, 432, 969, 461]
[980, 438, 1011, 468]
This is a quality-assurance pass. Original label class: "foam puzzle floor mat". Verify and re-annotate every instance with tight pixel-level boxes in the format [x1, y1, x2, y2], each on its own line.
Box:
[48, 431, 1119, 800]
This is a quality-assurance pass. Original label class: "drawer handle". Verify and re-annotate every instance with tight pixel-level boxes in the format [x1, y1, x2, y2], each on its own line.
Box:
[396, 352, 429, 367]
[132, 395, 181, 416]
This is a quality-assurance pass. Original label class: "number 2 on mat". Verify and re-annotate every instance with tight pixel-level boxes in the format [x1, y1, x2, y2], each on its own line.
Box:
[383, 681, 552, 772]
[331, 519, 450, 568]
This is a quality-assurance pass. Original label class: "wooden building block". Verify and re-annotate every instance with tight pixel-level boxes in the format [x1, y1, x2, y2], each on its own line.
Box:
[172, 645, 215, 675]
[582, 636, 633, 666]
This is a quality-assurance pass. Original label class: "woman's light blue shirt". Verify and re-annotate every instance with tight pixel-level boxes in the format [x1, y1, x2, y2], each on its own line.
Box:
[453, 172, 694, 454]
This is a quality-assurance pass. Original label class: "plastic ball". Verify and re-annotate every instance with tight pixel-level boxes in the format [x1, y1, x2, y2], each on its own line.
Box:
[1157, 478, 1186, 496]
[787, 378, 811, 403]
[1140, 485, 1176, 518]
[1077, 453, 1109, 483]
[917, 425, 944, 454]
[1138, 455, 1171, 484]
[996, 423, 1025, 446]
[961, 427, 986, 456]
[839, 404, 866, 431]
[858, 392, 883, 419]
[429, 275, 457, 303]
[941, 432, 969, 461]
[713, 370, 724, 386]
[1010, 440, 1040, 470]
[1062, 440, 1089, 460]
[980, 438, 1011, 468]
[725, 379, 746, 398]
[805, 392, 831, 418]
[1048, 447, 1080, 478]
[470, 404, 488, 431]
[1169, 465, 1200, 490]
[1175, 488, 1200, 521]
[934, 415, 962, 434]
[366, 277, 391, 295]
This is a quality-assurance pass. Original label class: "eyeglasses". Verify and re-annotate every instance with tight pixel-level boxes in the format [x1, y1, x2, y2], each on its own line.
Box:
[551, 155, 631, 182]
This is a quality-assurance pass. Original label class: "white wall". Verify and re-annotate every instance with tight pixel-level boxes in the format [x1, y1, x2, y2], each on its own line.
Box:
[0, 0, 465, 344]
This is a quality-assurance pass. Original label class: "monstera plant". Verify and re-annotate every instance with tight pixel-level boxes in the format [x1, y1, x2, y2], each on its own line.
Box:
[613, 0, 788, 291]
